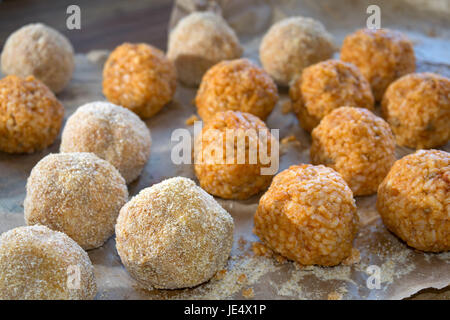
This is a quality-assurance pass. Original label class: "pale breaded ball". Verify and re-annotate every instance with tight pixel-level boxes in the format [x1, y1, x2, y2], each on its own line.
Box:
[116, 177, 234, 289]
[382, 72, 450, 149]
[0, 225, 96, 300]
[60, 101, 151, 184]
[259, 16, 335, 86]
[377, 150, 449, 252]
[341, 28, 415, 101]
[0, 75, 64, 154]
[1, 23, 74, 93]
[194, 111, 277, 200]
[195, 59, 278, 121]
[311, 107, 396, 196]
[167, 11, 243, 86]
[102, 43, 176, 119]
[254, 164, 358, 266]
[24, 153, 128, 250]
[290, 59, 374, 132]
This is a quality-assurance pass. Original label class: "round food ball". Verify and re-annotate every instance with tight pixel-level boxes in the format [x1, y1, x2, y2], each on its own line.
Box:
[1, 23, 74, 93]
[254, 164, 358, 266]
[311, 107, 396, 196]
[377, 150, 449, 252]
[167, 11, 243, 86]
[116, 177, 234, 289]
[0, 225, 96, 300]
[102, 43, 176, 119]
[259, 16, 335, 86]
[60, 101, 151, 184]
[194, 110, 277, 200]
[290, 59, 374, 132]
[0, 75, 64, 154]
[382, 72, 450, 149]
[195, 58, 278, 121]
[341, 28, 415, 101]
[24, 152, 128, 250]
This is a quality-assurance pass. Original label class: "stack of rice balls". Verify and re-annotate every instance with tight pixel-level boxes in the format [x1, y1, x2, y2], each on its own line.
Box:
[0, 9, 448, 301]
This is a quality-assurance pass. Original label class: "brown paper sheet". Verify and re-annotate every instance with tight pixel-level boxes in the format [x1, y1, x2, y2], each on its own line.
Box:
[0, 0, 449, 300]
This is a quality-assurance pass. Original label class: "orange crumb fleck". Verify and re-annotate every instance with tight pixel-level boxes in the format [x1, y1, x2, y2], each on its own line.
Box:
[343, 248, 361, 265]
[242, 287, 254, 299]
[237, 274, 247, 284]
[214, 269, 227, 281]
[185, 114, 199, 126]
[327, 291, 342, 300]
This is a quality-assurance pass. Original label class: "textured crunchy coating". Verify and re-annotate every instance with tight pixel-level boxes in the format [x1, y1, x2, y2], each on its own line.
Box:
[167, 11, 242, 86]
[0, 225, 96, 300]
[60, 101, 151, 184]
[259, 16, 335, 86]
[24, 153, 128, 250]
[102, 43, 176, 118]
[116, 177, 234, 289]
[254, 165, 357, 266]
[0, 75, 64, 154]
[377, 150, 449, 252]
[194, 111, 276, 200]
[196, 59, 278, 121]
[311, 107, 396, 196]
[382, 72, 450, 149]
[1, 23, 74, 93]
[341, 28, 415, 101]
[290, 59, 374, 132]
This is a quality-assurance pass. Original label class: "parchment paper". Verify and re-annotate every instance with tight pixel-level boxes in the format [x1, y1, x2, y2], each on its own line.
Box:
[0, 0, 449, 300]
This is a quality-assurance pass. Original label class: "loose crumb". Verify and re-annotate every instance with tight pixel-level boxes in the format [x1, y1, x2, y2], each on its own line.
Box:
[242, 287, 254, 299]
[327, 291, 342, 300]
[214, 269, 227, 281]
[185, 114, 199, 125]
[343, 248, 361, 265]
[281, 135, 300, 145]
[237, 274, 247, 284]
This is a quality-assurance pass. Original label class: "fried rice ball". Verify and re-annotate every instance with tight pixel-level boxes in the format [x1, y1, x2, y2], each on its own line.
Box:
[254, 164, 358, 266]
[290, 59, 375, 132]
[311, 107, 396, 196]
[259, 16, 335, 86]
[60, 101, 151, 184]
[381, 72, 450, 149]
[116, 177, 234, 289]
[341, 28, 415, 101]
[167, 11, 243, 86]
[195, 59, 278, 121]
[194, 111, 277, 200]
[102, 43, 176, 119]
[377, 150, 449, 252]
[0, 75, 64, 154]
[0, 225, 96, 300]
[1, 23, 74, 93]
[24, 152, 128, 250]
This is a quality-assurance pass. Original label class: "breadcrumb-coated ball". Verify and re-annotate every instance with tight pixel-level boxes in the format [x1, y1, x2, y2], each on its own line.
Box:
[60, 101, 151, 184]
[290, 59, 374, 132]
[1, 23, 74, 93]
[254, 164, 358, 266]
[311, 107, 396, 196]
[259, 16, 335, 86]
[0, 75, 64, 154]
[195, 59, 278, 121]
[167, 11, 242, 86]
[24, 153, 128, 250]
[194, 111, 277, 200]
[102, 43, 176, 119]
[115, 177, 234, 289]
[0, 225, 96, 300]
[341, 28, 415, 101]
[377, 150, 449, 252]
[382, 72, 450, 149]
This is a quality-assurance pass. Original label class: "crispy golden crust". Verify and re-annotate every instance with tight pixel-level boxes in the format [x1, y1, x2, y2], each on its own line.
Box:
[195, 59, 278, 121]
[382, 72, 450, 149]
[259, 16, 335, 86]
[311, 107, 396, 196]
[194, 111, 276, 200]
[102, 43, 176, 119]
[340, 28, 415, 101]
[0, 75, 64, 154]
[0, 225, 97, 300]
[254, 164, 358, 266]
[290, 59, 374, 132]
[377, 150, 449, 252]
